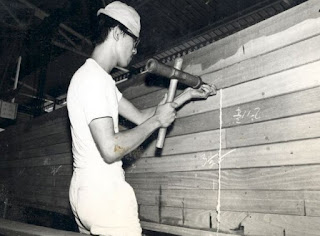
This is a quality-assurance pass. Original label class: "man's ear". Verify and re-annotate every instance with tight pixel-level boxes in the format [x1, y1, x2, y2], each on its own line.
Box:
[113, 26, 123, 41]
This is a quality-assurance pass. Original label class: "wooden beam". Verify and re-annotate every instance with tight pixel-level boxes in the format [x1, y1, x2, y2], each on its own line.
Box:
[135, 189, 313, 216]
[141, 221, 239, 236]
[226, 112, 320, 148]
[0, 218, 80, 235]
[130, 58, 320, 117]
[242, 213, 320, 236]
[125, 138, 320, 173]
[181, 0, 320, 76]
[126, 165, 320, 191]
[0, 0, 22, 26]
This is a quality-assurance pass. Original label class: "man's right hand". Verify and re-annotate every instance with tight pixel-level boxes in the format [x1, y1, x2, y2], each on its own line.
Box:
[154, 95, 177, 128]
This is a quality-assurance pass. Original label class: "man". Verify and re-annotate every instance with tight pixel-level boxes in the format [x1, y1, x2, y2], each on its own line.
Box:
[67, 1, 215, 235]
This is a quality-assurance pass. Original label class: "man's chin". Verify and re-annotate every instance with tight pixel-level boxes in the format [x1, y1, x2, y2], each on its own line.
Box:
[117, 61, 129, 68]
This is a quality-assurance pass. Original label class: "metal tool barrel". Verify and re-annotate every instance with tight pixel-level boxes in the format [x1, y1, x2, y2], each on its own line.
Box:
[146, 59, 203, 89]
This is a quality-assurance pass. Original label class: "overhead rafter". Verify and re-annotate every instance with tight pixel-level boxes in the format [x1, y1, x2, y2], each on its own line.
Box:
[0, 0, 23, 26]
[18, 0, 92, 55]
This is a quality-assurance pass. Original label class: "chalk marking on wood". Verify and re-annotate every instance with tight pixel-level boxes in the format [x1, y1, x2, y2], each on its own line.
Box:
[51, 165, 62, 176]
[233, 106, 261, 124]
[43, 158, 50, 165]
[128, 163, 137, 173]
[202, 149, 236, 168]
[216, 89, 223, 235]
[17, 168, 25, 177]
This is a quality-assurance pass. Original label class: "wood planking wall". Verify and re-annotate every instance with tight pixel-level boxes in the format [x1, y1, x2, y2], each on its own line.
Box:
[0, 1, 319, 235]
[121, 1, 320, 235]
[0, 108, 73, 216]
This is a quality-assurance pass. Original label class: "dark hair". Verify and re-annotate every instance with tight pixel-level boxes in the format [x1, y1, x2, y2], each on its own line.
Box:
[92, 14, 127, 46]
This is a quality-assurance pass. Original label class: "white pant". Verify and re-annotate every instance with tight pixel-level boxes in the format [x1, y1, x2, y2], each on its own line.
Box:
[69, 168, 142, 236]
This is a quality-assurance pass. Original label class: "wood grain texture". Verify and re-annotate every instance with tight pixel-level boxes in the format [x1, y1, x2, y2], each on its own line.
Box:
[186, 17, 320, 77]
[242, 213, 320, 236]
[140, 129, 226, 158]
[131, 111, 320, 159]
[139, 207, 247, 233]
[136, 189, 313, 216]
[125, 138, 320, 173]
[0, 108, 68, 143]
[127, 25, 320, 107]
[1, 129, 70, 157]
[2, 142, 72, 160]
[226, 112, 320, 148]
[141, 221, 239, 236]
[179, 60, 320, 118]
[127, 165, 320, 191]
[139, 86, 320, 139]
[0, 154, 73, 169]
[130, 60, 320, 120]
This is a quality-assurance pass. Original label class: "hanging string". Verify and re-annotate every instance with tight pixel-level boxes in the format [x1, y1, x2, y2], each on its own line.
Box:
[216, 89, 223, 235]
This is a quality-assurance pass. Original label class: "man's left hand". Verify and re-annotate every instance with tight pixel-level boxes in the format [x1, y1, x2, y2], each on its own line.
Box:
[187, 84, 217, 99]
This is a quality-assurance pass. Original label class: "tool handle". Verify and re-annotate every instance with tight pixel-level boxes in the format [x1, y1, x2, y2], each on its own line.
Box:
[156, 58, 183, 149]
[146, 58, 202, 89]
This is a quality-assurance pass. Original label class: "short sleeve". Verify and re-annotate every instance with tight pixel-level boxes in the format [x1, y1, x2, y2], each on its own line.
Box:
[80, 77, 116, 125]
[115, 86, 123, 102]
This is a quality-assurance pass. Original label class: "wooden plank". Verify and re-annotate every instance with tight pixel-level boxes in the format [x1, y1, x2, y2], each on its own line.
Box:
[0, 218, 80, 236]
[136, 111, 320, 159]
[226, 112, 320, 148]
[182, 209, 246, 232]
[125, 138, 320, 173]
[160, 207, 246, 235]
[141, 208, 320, 236]
[127, 165, 320, 190]
[9, 175, 71, 188]
[165, 86, 320, 138]
[178, 60, 320, 118]
[242, 213, 320, 236]
[181, 1, 320, 76]
[11, 185, 69, 199]
[1, 130, 70, 156]
[203, 30, 320, 89]
[0, 120, 70, 155]
[305, 191, 320, 217]
[139, 207, 245, 234]
[10, 199, 72, 216]
[131, 30, 320, 111]
[141, 221, 239, 236]
[0, 153, 73, 169]
[139, 129, 226, 158]
[0, 166, 72, 181]
[135, 189, 309, 216]
[7, 183, 319, 220]
[12, 193, 70, 210]
[130, 60, 320, 119]
[0, 108, 68, 144]
[139, 205, 160, 223]
[2, 142, 72, 160]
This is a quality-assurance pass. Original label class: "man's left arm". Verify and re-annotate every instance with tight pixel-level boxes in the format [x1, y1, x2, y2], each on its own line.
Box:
[119, 84, 216, 125]
[118, 97, 156, 125]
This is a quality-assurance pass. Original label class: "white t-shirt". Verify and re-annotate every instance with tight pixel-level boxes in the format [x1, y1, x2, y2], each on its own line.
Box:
[67, 58, 123, 179]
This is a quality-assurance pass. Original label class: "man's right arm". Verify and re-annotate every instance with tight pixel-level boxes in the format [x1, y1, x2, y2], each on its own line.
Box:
[89, 102, 177, 164]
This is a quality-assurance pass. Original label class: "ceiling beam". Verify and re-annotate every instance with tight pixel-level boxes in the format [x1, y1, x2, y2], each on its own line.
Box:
[0, 0, 22, 26]
[17, 0, 92, 46]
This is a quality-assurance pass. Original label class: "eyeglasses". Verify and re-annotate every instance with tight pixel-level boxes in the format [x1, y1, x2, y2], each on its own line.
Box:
[122, 28, 140, 49]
